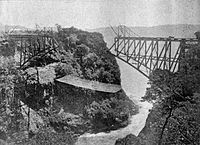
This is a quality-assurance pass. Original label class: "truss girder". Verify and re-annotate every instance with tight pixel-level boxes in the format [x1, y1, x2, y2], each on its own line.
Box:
[9, 34, 59, 68]
[110, 36, 198, 78]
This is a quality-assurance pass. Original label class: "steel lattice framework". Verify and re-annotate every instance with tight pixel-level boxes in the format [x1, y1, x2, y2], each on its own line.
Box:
[8, 33, 59, 68]
[5, 26, 199, 78]
[109, 26, 199, 78]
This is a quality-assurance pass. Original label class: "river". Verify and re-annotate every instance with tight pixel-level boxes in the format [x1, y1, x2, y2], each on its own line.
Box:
[75, 59, 152, 145]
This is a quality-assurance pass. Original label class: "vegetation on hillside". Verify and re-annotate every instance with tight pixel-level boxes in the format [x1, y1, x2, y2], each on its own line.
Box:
[0, 39, 16, 57]
[85, 92, 137, 132]
[138, 43, 200, 145]
[0, 26, 137, 144]
[115, 41, 200, 145]
[54, 26, 121, 84]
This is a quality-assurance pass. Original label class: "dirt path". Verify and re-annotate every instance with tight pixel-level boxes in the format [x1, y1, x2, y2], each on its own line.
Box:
[75, 101, 152, 145]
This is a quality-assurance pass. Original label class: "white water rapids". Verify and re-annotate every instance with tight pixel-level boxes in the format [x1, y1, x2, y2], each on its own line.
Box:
[75, 60, 152, 145]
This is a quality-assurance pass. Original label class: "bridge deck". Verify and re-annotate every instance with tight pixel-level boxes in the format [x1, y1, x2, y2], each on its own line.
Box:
[110, 34, 199, 78]
[116, 36, 198, 42]
[6, 30, 199, 79]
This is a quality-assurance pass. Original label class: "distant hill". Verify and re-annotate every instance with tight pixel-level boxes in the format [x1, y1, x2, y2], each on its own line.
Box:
[87, 24, 200, 47]
[0, 23, 29, 34]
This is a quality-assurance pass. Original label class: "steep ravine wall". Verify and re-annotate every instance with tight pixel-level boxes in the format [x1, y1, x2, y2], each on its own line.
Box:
[0, 27, 139, 144]
[115, 43, 200, 145]
[55, 79, 122, 115]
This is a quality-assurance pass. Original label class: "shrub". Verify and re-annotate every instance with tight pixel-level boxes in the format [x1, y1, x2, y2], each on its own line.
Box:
[24, 126, 77, 145]
[85, 97, 134, 132]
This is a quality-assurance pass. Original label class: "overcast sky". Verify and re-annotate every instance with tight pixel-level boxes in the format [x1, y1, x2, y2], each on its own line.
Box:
[0, 0, 200, 29]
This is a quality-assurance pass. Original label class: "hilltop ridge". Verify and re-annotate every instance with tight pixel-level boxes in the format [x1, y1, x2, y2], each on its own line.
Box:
[87, 24, 200, 47]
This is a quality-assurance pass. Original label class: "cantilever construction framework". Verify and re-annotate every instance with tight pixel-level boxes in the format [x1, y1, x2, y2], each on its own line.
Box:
[9, 33, 59, 68]
[109, 26, 199, 78]
[6, 27, 199, 78]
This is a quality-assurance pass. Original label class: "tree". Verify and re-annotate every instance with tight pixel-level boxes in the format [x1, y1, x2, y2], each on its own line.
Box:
[140, 43, 200, 145]
[73, 44, 90, 75]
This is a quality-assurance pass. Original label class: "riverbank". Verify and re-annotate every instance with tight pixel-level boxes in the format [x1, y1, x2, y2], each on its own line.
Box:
[75, 100, 152, 145]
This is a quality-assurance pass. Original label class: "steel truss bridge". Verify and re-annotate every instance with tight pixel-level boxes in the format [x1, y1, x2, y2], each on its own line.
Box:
[109, 26, 199, 78]
[2, 26, 199, 78]
[8, 33, 59, 68]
